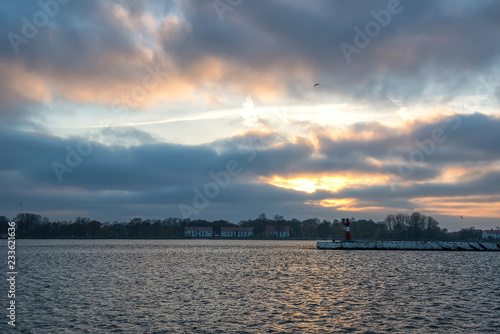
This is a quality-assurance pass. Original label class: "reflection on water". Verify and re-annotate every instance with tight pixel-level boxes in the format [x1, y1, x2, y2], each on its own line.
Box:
[1, 239, 499, 333]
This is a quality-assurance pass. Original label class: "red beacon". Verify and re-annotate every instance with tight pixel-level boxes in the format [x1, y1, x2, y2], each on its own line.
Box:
[342, 218, 351, 241]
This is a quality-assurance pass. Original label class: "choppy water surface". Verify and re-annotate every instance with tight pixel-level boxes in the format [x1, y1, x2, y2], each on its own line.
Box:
[1, 239, 499, 333]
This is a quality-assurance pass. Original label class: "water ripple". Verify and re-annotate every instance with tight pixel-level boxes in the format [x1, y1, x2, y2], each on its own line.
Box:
[1, 239, 498, 333]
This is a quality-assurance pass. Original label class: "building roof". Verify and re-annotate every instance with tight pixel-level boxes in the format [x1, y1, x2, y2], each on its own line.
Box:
[484, 229, 500, 234]
[221, 227, 253, 232]
[185, 226, 212, 231]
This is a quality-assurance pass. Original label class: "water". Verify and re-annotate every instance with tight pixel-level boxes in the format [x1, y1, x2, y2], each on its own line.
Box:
[1, 239, 499, 333]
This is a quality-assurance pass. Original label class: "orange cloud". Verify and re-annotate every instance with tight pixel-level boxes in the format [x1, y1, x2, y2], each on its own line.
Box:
[305, 198, 402, 213]
[0, 49, 312, 113]
[413, 196, 500, 218]
[305, 198, 354, 209]
[0, 60, 51, 103]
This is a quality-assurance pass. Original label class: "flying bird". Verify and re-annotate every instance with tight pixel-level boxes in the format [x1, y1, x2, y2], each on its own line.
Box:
[460, 216, 464, 219]
[313, 83, 320, 87]
[19, 202, 22, 207]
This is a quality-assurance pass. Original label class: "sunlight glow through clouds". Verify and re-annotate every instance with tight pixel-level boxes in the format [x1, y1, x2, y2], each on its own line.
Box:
[262, 176, 343, 193]
[414, 196, 500, 218]
[305, 198, 392, 213]
[434, 165, 500, 185]
[261, 173, 392, 195]
[305, 198, 354, 209]
[42, 97, 479, 148]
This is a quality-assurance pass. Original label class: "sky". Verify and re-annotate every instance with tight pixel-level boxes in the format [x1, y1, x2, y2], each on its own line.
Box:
[1, 0, 500, 230]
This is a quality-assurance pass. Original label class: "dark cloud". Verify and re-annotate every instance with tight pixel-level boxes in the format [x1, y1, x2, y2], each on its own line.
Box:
[1, 113, 499, 226]
[95, 127, 158, 147]
[163, 0, 500, 103]
[2, 1, 148, 72]
[2, 0, 499, 111]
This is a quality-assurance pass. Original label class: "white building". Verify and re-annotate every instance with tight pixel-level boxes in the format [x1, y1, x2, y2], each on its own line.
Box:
[265, 225, 290, 238]
[221, 227, 253, 238]
[185, 226, 213, 238]
[482, 229, 500, 240]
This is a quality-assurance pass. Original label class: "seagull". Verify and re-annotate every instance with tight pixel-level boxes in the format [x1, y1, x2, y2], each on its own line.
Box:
[313, 83, 320, 87]
[460, 216, 464, 219]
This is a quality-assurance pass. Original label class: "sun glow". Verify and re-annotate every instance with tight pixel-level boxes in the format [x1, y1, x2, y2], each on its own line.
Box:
[262, 176, 347, 193]
[261, 173, 393, 194]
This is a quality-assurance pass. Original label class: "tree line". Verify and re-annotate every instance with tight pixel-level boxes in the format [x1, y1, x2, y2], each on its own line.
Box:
[0, 212, 487, 240]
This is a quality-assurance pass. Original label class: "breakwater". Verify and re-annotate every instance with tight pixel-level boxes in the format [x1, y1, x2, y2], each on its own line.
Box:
[317, 240, 500, 251]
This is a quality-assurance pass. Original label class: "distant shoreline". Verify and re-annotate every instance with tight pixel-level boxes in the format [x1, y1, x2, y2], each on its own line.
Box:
[2, 237, 489, 242]
[3, 237, 318, 240]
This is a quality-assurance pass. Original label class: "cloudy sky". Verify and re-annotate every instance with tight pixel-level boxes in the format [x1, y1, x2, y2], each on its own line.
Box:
[1, 0, 500, 229]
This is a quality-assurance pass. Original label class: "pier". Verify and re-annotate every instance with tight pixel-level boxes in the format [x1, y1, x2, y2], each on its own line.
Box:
[317, 240, 500, 251]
